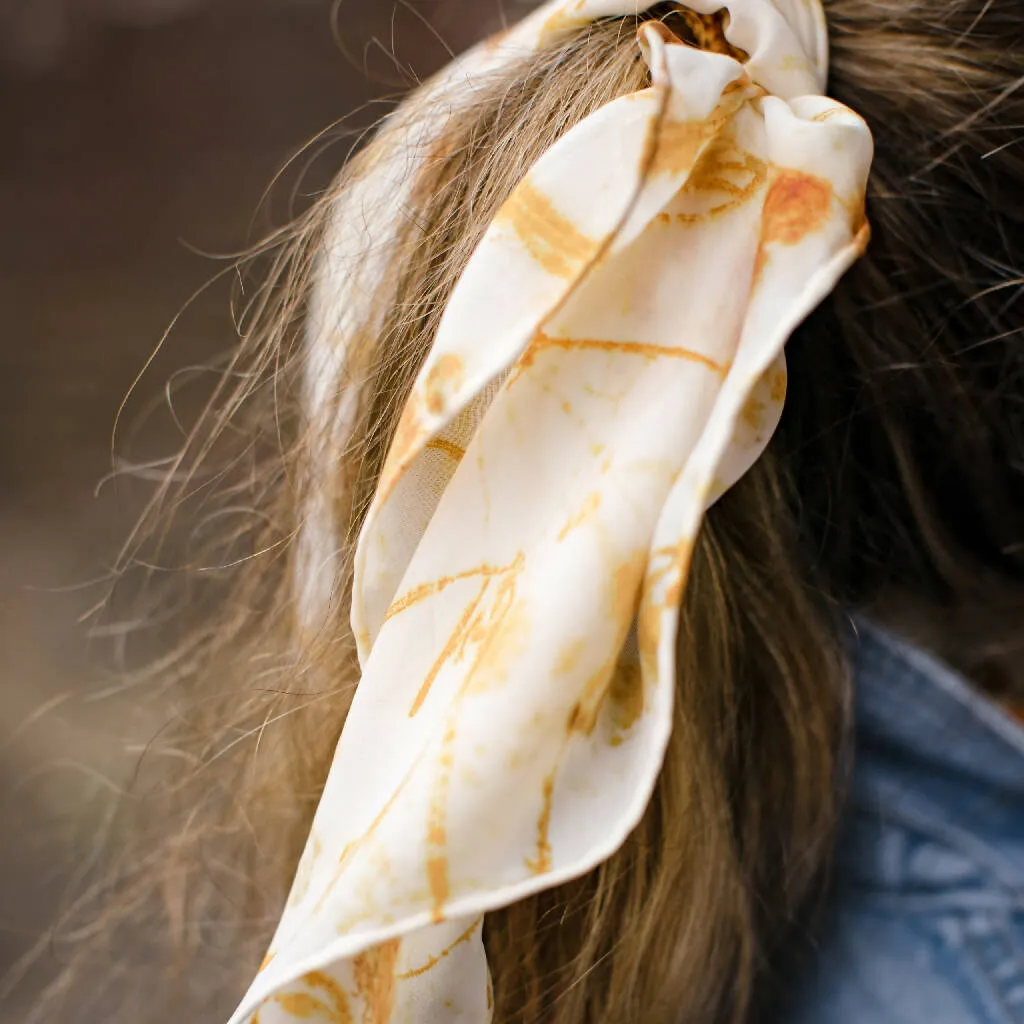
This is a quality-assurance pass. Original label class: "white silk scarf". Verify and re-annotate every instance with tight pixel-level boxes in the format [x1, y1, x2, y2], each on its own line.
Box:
[231, 2, 873, 1022]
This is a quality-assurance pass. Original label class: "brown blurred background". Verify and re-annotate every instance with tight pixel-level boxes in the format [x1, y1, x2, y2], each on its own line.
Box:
[0, 1, 499, 1018]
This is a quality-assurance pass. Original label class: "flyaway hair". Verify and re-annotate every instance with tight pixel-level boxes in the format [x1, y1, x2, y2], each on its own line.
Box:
[22, 2, 1023, 1023]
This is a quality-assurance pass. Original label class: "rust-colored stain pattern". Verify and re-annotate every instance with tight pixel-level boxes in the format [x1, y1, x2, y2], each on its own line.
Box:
[426, 720, 457, 923]
[753, 168, 834, 285]
[395, 918, 482, 980]
[375, 402, 425, 506]
[425, 438, 467, 462]
[524, 773, 556, 875]
[557, 492, 603, 541]
[516, 329, 731, 378]
[399, 554, 528, 718]
[405, 573, 498, 716]
[353, 940, 402, 1024]
[229, 2, 873, 1024]
[644, 97, 741, 179]
[425, 355, 465, 415]
[762, 169, 833, 244]
[662, 134, 768, 225]
[497, 179, 600, 279]
[384, 561, 519, 624]
[266, 971, 355, 1024]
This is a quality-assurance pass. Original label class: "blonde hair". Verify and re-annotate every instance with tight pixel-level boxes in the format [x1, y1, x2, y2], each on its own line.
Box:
[23, 2, 1024, 1022]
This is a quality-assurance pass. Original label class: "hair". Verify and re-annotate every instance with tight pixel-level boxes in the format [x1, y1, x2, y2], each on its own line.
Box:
[19, 1, 1024, 1022]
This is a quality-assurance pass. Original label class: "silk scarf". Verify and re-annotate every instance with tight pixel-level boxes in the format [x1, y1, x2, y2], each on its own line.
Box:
[231, 2, 873, 1021]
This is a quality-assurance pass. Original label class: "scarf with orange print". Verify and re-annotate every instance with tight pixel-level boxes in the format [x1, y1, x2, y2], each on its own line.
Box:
[231, 2, 874, 1022]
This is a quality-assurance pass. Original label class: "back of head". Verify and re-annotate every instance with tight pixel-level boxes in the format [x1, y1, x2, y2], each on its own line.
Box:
[26, 3, 1024, 1023]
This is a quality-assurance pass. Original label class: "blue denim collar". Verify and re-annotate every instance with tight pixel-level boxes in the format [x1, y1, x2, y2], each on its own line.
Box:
[843, 619, 1024, 897]
[849, 619, 1024, 794]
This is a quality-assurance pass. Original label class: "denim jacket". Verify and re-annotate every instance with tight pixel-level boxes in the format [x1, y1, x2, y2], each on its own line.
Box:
[787, 621, 1024, 1023]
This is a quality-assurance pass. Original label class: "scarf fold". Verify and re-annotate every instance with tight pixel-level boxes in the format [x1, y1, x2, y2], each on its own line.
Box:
[230, 3, 873, 1022]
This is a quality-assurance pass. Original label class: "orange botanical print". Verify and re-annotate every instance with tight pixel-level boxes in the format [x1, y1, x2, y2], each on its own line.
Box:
[567, 551, 647, 737]
[385, 560, 521, 624]
[285, 832, 324, 911]
[652, 542, 693, 614]
[497, 179, 598, 279]
[376, 401, 425, 505]
[567, 649, 643, 741]
[852, 210, 871, 250]
[426, 720, 457, 924]
[762, 169, 833, 245]
[642, 86, 744, 180]
[408, 580, 492, 717]
[311, 822, 382, 914]
[557, 492, 602, 541]
[639, 542, 695, 676]
[462, 555, 529, 695]
[667, 135, 768, 224]
[386, 555, 526, 716]
[510, 330, 731, 387]
[752, 167, 835, 285]
[268, 971, 354, 1024]
[613, 553, 648, 629]
[555, 637, 587, 676]
[304, 972, 355, 1022]
[353, 940, 402, 1024]
[741, 394, 767, 432]
[525, 772, 556, 875]
[425, 355, 465, 416]
[375, 357, 465, 506]
[421, 554, 529, 916]
[566, 670, 608, 736]
[425, 438, 466, 462]
[811, 106, 846, 124]
[396, 918, 482, 980]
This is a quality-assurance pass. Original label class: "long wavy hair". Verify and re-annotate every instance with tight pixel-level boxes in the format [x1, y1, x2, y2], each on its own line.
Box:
[21, 1, 1024, 1022]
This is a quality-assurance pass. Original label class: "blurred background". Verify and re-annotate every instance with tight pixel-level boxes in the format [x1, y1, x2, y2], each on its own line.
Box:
[0, 1, 501, 1017]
